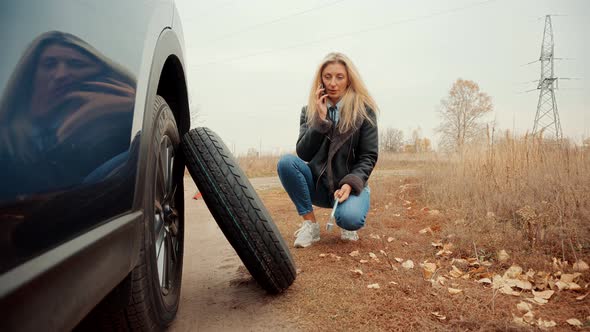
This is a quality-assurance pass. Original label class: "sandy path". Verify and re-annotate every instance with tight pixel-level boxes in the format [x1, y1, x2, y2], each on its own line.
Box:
[168, 177, 295, 332]
[170, 169, 417, 331]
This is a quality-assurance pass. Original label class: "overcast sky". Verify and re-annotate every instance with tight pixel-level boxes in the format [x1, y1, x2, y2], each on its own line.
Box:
[175, 0, 589, 155]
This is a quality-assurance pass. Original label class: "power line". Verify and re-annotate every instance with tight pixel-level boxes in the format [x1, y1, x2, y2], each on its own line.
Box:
[191, 0, 498, 70]
[180, 0, 239, 23]
[202, 0, 349, 45]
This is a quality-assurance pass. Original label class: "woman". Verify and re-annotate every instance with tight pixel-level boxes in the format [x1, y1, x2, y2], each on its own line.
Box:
[0, 31, 136, 200]
[277, 52, 379, 248]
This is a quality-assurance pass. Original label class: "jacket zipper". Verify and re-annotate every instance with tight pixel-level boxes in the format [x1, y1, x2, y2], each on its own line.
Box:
[316, 163, 327, 189]
[346, 141, 353, 173]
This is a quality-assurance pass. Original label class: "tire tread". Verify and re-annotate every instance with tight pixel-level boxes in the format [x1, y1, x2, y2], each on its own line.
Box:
[181, 127, 296, 293]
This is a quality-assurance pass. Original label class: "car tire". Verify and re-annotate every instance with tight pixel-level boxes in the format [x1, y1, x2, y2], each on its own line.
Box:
[182, 127, 296, 293]
[78, 95, 184, 331]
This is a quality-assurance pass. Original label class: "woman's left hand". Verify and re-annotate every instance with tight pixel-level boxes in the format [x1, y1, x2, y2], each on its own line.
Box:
[334, 184, 352, 203]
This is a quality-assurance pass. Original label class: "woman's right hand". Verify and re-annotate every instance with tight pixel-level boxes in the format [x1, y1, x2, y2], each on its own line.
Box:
[315, 84, 328, 120]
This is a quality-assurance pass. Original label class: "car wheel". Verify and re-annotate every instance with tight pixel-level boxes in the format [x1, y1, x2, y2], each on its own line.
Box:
[182, 127, 296, 293]
[79, 95, 184, 331]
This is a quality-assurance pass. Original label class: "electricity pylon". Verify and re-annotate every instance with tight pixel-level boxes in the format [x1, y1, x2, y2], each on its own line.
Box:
[532, 15, 563, 140]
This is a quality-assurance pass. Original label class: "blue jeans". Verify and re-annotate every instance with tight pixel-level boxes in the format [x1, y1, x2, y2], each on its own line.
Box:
[276, 154, 370, 231]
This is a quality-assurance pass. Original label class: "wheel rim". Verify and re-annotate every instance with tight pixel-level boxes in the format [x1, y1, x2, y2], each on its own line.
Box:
[154, 135, 180, 297]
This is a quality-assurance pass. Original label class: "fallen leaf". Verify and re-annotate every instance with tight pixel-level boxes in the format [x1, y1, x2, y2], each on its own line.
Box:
[560, 273, 582, 283]
[478, 278, 492, 284]
[380, 250, 387, 256]
[394, 257, 404, 263]
[359, 259, 369, 264]
[451, 258, 468, 267]
[536, 318, 556, 328]
[533, 271, 551, 290]
[523, 311, 535, 324]
[402, 260, 414, 269]
[422, 262, 437, 279]
[387, 237, 394, 243]
[419, 227, 433, 235]
[431, 312, 446, 320]
[513, 315, 529, 327]
[576, 292, 588, 300]
[403, 241, 409, 246]
[349, 250, 360, 257]
[573, 260, 589, 272]
[505, 278, 533, 290]
[369, 233, 381, 240]
[532, 290, 554, 300]
[552, 257, 569, 270]
[497, 249, 510, 262]
[389, 281, 399, 285]
[431, 242, 443, 248]
[319, 253, 327, 258]
[351, 269, 363, 276]
[500, 285, 521, 296]
[556, 280, 582, 290]
[532, 297, 549, 305]
[447, 287, 463, 295]
[436, 276, 448, 286]
[367, 283, 380, 289]
[516, 301, 533, 313]
[492, 275, 520, 295]
[566, 318, 582, 327]
[504, 265, 523, 279]
[436, 249, 453, 257]
[525, 269, 535, 281]
[449, 266, 464, 278]
[369, 252, 378, 259]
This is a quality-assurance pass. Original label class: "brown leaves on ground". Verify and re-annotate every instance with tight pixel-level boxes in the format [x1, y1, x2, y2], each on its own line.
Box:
[255, 176, 589, 331]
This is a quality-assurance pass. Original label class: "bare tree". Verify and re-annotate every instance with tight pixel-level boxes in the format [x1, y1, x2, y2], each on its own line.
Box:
[437, 79, 493, 152]
[380, 127, 404, 152]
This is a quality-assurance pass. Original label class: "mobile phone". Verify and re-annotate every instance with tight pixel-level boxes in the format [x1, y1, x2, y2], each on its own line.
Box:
[320, 83, 327, 96]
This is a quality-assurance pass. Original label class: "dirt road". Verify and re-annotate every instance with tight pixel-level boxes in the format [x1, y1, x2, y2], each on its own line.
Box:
[168, 176, 295, 332]
[170, 169, 418, 332]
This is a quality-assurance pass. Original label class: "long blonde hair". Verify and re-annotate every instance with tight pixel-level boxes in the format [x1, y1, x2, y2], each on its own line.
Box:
[306, 52, 378, 133]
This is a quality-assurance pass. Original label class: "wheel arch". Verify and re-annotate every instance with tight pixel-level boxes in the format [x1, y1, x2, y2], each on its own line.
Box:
[157, 55, 190, 136]
[131, 27, 189, 268]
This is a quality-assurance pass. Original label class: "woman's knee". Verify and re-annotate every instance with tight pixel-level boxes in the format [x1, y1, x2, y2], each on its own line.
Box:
[336, 213, 365, 231]
[277, 154, 299, 174]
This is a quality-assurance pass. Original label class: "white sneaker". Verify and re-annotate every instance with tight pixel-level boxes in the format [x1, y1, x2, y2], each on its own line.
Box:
[294, 220, 320, 248]
[341, 229, 359, 241]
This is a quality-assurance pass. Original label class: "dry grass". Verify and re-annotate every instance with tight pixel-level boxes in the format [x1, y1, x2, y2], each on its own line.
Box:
[259, 174, 588, 331]
[234, 150, 436, 179]
[234, 151, 433, 179]
[236, 154, 282, 178]
[423, 135, 590, 266]
[375, 151, 440, 171]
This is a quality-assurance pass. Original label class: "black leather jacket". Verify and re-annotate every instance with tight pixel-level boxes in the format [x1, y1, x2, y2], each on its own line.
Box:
[296, 106, 378, 200]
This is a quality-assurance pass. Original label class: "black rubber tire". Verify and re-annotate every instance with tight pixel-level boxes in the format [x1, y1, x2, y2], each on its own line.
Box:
[77, 96, 184, 331]
[182, 127, 296, 293]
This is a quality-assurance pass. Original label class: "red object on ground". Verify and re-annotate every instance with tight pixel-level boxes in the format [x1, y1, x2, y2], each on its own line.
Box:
[193, 192, 202, 200]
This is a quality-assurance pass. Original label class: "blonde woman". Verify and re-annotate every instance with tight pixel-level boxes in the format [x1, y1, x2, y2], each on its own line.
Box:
[277, 52, 379, 248]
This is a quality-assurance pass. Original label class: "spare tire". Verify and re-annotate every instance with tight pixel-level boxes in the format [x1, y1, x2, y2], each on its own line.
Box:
[181, 127, 296, 293]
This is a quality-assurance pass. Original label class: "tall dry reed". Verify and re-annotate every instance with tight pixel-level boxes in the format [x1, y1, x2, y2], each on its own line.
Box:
[424, 134, 590, 262]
